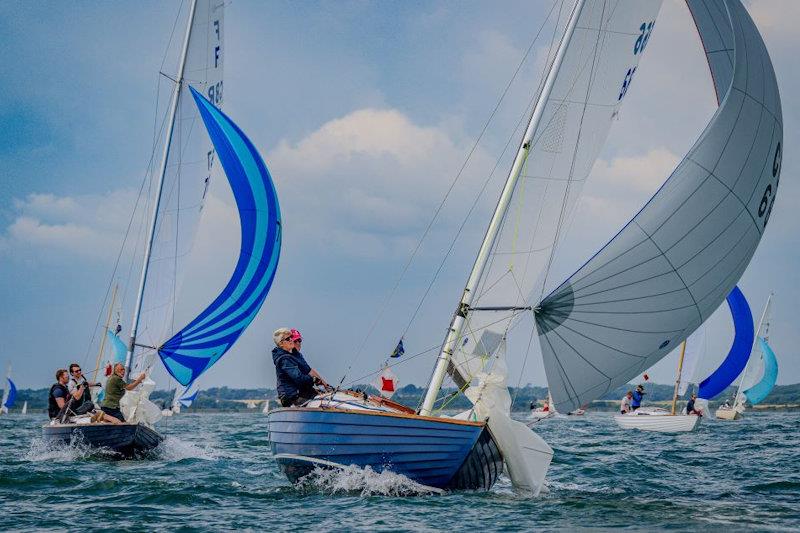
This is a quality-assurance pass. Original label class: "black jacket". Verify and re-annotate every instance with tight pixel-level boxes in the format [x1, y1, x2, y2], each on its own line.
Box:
[48, 383, 69, 419]
[272, 346, 315, 400]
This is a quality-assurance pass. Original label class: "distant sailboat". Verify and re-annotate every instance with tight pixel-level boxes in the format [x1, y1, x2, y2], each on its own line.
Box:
[42, 0, 281, 457]
[1, 366, 16, 415]
[21, 401, 27, 416]
[269, 0, 780, 492]
[716, 293, 776, 420]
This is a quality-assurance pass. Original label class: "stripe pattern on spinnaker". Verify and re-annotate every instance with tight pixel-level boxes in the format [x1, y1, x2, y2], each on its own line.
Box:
[158, 86, 282, 386]
[535, 0, 783, 412]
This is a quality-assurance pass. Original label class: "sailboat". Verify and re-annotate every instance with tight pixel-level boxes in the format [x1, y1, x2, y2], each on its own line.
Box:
[716, 293, 776, 419]
[21, 401, 27, 416]
[614, 284, 753, 432]
[41, 0, 282, 457]
[269, 0, 781, 492]
[1, 366, 16, 415]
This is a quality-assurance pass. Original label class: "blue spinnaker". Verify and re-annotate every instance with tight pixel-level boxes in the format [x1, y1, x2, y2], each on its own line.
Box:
[158, 86, 282, 386]
[698, 286, 754, 400]
[108, 329, 127, 365]
[4, 378, 17, 409]
[743, 337, 778, 405]
[179, 390, 199, 408]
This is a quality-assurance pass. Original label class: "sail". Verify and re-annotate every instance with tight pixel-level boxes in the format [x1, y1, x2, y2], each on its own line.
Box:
[133, 0, 225, 364]
[743, 337, 778, 404]
[3, 378, 17, 410]
[678, 326, 705, 396]
[108, 329, 128, 366]
[21, 401, 27, 415]
[697, 286, 753, 399]
[534, 0, 783, 412]
[157, 87, 282, 386]
[179, 390, 199, 408]
[449, 0, 663, 386]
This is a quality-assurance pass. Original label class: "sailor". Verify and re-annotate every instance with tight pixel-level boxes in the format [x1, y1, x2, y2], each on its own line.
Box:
[48, 369, 70, 420]
[100, 363, 146, 424]
[685, 393, 703, 416]
[272, 327, 329, 407]
[631, 384, 645, 411]
[67, 363, 100, 416]
[620, 390, 633, 414]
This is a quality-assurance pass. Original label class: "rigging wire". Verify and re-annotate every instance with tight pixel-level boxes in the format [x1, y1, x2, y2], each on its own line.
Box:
[336, 0, 562, 388]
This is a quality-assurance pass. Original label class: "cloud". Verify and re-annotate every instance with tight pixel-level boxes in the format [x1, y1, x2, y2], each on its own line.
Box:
[1, 189, 140, 260]
[267, 107, 495, 258]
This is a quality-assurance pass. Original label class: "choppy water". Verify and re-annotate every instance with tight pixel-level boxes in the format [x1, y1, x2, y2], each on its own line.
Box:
[1, 411, 798, 531]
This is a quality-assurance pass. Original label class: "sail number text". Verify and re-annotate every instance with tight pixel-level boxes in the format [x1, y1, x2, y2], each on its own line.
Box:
[618, 20, 655, 101]
[759, 142, 781, 228]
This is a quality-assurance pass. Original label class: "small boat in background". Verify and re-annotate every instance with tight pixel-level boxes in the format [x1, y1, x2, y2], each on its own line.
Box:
[614, 407, 700, 433]
[716, 293, 777, 420]
[21, 401, 28, 415]
[1, 365, 16, 415]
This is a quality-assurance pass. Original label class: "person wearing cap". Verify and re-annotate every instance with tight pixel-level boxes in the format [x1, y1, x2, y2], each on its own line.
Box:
[272, 327, 329, 407]
[631, 384, 645, 411]
[685, 392, 703, 416]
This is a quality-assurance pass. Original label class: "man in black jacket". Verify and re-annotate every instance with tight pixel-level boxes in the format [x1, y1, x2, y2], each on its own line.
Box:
[272, 328, 329, 407]
[48, 369, 70, 420]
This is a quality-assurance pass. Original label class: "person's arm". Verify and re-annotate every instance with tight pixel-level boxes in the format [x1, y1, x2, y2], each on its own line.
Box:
[125, 373, 147, 391]
[54, 388, 66, 409]
[279, 358, 315, 387]
[308, 369, 329, 387]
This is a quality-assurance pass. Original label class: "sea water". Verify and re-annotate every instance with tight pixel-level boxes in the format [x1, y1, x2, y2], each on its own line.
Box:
[1, 411, 798, 531]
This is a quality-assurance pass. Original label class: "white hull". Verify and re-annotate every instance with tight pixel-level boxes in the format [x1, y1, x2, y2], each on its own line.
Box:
[614, 409, 701, 433]
[528, 410, 554, 422]
[715, 407, 743, 420]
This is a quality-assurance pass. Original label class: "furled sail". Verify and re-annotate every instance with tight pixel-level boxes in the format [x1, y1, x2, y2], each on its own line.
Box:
[133, 0, 225, 362]
[450, 0, 664, 386]
[535, 0, 783, 412]
[158, 87, 282, 386]
[697, 286, 753, 399]
[743, 337, 778, 404]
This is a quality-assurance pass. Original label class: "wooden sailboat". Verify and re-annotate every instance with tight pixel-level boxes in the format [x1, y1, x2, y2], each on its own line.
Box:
[270, 0, 780, 491]
[716, 293, 776, 420]
[42, 0, 282, 457]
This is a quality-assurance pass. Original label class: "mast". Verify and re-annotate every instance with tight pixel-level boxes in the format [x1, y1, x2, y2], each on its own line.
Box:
[420, 0, 587, 416]
[125, 0, 199, 378]
[671, 341, 687, 415]
[732, 293, 772, 411]
[92, 284, 118, 383]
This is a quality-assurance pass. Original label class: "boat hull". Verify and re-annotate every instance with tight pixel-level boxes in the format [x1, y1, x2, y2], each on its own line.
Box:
[41, 423, 163, 457]
[267, 407, 503, 490]
[715, 407, 743, 420]
[614, 411, 701, 433]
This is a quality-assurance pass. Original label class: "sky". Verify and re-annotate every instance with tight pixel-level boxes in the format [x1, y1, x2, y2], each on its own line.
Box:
[1, 0, 798, 392]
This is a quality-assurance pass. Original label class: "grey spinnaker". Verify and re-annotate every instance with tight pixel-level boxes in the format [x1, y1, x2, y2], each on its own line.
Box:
[535, 0, 783, 413]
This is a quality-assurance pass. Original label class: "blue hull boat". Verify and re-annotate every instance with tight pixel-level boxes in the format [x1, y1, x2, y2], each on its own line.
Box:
[268, 406, 503, 490]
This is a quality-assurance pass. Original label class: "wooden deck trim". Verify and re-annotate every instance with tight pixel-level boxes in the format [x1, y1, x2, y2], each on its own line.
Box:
[271, 407, 485, 427]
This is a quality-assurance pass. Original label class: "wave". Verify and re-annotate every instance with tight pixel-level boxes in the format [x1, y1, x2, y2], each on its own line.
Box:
[296, 465, 444, 497]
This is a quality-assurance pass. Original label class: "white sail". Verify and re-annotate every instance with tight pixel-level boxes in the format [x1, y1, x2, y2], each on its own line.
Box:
[449, 0, 663, 388]
[535, 0, 783, 412]
[678, 327, 706, 396]
[740, 294, 773, 391]
[132, 0, 225, 368]
[21, 401, 27, 415]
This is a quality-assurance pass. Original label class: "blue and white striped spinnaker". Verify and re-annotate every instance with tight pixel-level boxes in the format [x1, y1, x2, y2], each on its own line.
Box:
[157, 87, 282, 386]
[2, 377, 17, 413]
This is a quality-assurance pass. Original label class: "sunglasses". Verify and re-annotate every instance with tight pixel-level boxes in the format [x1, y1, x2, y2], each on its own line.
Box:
[72, 369, 82, 373]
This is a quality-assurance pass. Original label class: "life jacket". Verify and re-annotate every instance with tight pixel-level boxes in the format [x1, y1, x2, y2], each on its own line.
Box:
[48, 383, 69, 419]
[69, 377, 92, 407]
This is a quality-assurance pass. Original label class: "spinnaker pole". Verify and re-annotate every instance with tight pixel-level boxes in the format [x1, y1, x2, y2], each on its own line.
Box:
[420, 0, 587, 416]
[125, 0, 199, 378]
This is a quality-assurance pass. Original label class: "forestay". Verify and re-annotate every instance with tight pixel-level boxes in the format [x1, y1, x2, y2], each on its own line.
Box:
[535, 0, 783, 412]
[133, 0, 225, 365]
[158, 87, 282, 386]
[449, 0, 663, 387]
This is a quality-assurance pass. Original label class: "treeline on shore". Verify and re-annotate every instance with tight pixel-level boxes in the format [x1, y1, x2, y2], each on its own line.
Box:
[6, 383, 800, 412]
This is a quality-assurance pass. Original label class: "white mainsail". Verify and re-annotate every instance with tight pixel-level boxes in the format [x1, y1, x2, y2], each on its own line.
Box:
[447, 0, 663, 392]
[733, 292, 773, 409]
[131, 0, 225, 369]
[535, 0, 783, 413]
[678, 327, 705, 396]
